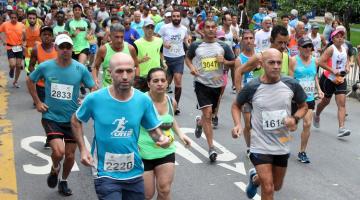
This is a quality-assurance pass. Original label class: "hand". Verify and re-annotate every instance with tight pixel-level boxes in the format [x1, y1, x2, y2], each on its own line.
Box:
[216, 54, 224, 64]
[74, 28, 81, 36]
[332, 69, 340, 76]
[333, 75, 345, 85]
[179, 134, 191, 148]
[162, 62, 168, 70]
[156, 135, 171, 148]
[318, 90, 324, 99]
[231, 125, 242, 139]
[80, 150, 94, 167]
[190, 67, 200, 76]
[164, 41, 172, 49]
[36, 102, 48, 113]
[345, 67, 350, 73]
[284, 116, 297, 132]
[141, 54, 150, 63]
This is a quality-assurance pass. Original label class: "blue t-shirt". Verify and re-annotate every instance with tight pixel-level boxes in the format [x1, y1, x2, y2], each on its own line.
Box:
[294, 55, 317, 102]
[124, 28, 140, 47]
[289, 18, 298, 28]
[240, 53, 254, 85]
[252, 13, 265, 30]
[154, 21, 164, 34]
[131, 21, 144, 38]
[29, 59, 95, 122]
[75, 87, 161, 180]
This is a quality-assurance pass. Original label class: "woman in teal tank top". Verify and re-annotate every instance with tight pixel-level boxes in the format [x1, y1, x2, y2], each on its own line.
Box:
[138, 68, 191, 200]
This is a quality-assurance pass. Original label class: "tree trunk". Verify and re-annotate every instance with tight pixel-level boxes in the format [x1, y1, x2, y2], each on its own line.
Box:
[343, 7, 351, 40]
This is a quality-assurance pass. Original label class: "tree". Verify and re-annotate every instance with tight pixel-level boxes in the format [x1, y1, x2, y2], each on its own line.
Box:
[277, 0, 360, 40]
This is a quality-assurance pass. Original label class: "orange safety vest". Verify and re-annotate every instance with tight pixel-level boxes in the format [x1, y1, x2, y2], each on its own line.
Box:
[36, 42, 58, 87]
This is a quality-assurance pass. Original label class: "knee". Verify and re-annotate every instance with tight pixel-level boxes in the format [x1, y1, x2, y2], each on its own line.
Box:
[52, 148, 65, 160]
[202, 111, 212, 122]
[157, 183, 171, 197]
[303, 119, 311, 129]
[262, 182, 275, 195]
[145, 193, 154, 200]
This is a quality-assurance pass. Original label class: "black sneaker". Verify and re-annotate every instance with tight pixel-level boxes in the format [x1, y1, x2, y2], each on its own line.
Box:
[58, 180, 73, 196]
[209, 147, 217, 162]
[195, 115, 202, 138]
[297, 152, 310, 163]
[175, 109, 180, 115]
[9, 69, 14, 78]
[47, 165, 60, 188]
[44, 139, 50, 149]
[212, 116, 218, 129]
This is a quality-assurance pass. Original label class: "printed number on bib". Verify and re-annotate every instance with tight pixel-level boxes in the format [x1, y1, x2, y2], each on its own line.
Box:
[12, 46, 22, 52]
[104, 152, 134, 172]
[50, 83, 73, 100]
[299, 79, 315, 95]
[202, 57, 219, 72]
[262, 110, 287, 131]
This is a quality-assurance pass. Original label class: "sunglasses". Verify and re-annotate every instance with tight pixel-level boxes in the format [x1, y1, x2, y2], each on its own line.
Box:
[58, 43, 72, 50]
[146, 25, 155, 29]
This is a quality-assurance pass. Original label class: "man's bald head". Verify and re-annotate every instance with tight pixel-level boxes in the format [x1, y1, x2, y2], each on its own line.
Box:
[109, 53, 135, 71]
[262, 48, 282, 63]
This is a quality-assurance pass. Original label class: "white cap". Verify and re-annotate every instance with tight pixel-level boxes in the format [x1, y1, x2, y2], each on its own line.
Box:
[6, 5, 13, 10]
[55, 34, 73, 46]
[165, 12, 171, 17]
[290, 9, 298, 16]
[222, 7, 228, 12]
[144, 19, 154, 27]
[151, 6, 157, 11]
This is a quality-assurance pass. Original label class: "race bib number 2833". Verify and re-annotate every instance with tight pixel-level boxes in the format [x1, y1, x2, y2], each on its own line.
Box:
[50, 83, 73, 100]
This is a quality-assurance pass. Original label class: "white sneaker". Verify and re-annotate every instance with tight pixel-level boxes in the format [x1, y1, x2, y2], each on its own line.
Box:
[337, 127, 351, 137]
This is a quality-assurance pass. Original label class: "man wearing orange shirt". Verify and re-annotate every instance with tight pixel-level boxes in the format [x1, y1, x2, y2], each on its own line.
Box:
[0, 11, 26, 88]
[24, 10, 41, 74]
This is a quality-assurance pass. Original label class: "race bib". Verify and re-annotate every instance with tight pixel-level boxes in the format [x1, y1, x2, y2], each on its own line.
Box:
[12, 46, 22, 53]
[50, 83, 73, 100]
[104, 152, 134, 172]
[299, 79, 315, 95]
[201, 57, 219, 72]
[262, 110, 287, 131]
[169, 43, 181, 54]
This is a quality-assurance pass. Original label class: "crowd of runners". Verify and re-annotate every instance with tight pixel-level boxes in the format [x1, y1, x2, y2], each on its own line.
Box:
[0, 0, 357, 199]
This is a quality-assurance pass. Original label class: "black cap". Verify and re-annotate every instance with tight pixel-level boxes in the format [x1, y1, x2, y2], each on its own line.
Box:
[40, 26, 53, 35]
[298, 37, 313, 47]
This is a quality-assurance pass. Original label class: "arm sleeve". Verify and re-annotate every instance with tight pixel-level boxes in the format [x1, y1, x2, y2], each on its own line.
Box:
[141, 97, 162, 130]
[75, 95, 93, 123]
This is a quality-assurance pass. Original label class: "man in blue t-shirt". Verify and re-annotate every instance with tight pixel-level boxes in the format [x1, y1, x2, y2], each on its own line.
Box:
[123, 17, 140, 47]
[251, 7, 266, 30]
[26, 34, 95, 196]
[71, 52, 171, 200]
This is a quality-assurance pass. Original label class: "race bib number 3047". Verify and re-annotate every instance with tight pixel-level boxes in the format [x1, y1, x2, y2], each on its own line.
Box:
[50, 83, 73, 100]
[262, 110, 287, 131]
[201, 57, 219, 72]
[104, 152, 134, 172]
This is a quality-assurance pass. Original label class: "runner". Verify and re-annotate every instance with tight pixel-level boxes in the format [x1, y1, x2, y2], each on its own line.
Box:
[65, 3, 91, 64]
[71, 52, 171, 200]
[159, 10, 189, 115]
[237, 25, 296, 86]
[315, 29, 351, 137]
[23, 10, 41, 74]
[53, 10, 67, 37]
[233, 30, 256, 157]
[139, 68, 191, 200]
[26, 34, 95, 196]
[308, 23, 326, 58]
[124, 17, 140, 47]
[293, 37, 324, 163]
[0, 11, 26, 88]
[185, 19, 235, 162]
[28, 25, 58, 148]
[288, 21, 306, 57]
[254, 16, 272, 52]
[134, 20, 164, 92]
[92, 23, 138, 89]
[131, 11, 145, 38]
[231, 48, 308, 199]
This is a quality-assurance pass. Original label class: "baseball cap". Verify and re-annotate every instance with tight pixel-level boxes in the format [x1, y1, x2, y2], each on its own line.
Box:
[311, 23, 320, 29]
[165, 12, 172, 17]
[298, 37, 313, 47]
[55, 34, 73, 46]
[216, 30, 225, 39]
[6, 5, 13, 10]
[144, 19, 154, 27]
[40, 26, 53, 34]
[331, 29, 345, 39]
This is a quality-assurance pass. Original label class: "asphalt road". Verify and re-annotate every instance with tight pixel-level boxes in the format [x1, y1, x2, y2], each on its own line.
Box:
[1, 48, 359, 200]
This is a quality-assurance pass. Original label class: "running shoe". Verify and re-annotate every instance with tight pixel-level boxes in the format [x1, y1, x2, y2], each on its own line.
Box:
[337, 127, 351, 137]
[175, 109, 180, 115]
[44, 139, 50, 149]
[246, 149, 251, 159]
[297, 152, 310, 163]
[195, 115, 202, 138]
[232, 86, 236, 94]
[58, 180, 73, 196]
[13, 82, 20, 88]
[246, 168, 259, 199]
[212, 116, 218, 129]
[313, 111, 320, 128]
[208, 147, 217, 162]
[9, 69, 14, 78]
[47, 164, 60, 188]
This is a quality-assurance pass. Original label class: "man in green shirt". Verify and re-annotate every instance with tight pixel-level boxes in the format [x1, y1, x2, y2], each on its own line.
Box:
[92, 23, 138, 89]
[134, 19, 165, 91]
[150, 7, 162, 25]
[53, 10, 66, 37]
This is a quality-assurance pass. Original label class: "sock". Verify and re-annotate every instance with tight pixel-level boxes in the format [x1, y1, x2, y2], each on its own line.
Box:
[175, 87, 182, 106]
[61, 178, 67, 182]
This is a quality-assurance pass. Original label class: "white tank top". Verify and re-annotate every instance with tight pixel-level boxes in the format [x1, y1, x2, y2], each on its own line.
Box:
[325, 44, 347, 81]
[308, 32, 321, 58]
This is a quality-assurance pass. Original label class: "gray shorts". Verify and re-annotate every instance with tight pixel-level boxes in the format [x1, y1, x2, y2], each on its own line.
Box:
[165, 56, 185, 75]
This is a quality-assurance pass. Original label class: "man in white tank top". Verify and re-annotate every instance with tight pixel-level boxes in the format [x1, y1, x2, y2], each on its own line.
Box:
[308, 23, 326, 58]
[315, 29, 351, 138]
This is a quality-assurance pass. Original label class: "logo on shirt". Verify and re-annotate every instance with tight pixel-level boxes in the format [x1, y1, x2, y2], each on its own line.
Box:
[111, 117, 133, 138]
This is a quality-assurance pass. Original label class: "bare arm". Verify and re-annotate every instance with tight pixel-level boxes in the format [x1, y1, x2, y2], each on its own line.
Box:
[231, 100, 243, 138]
[185, 55, 199, 76]
[91, 45, 106, 89]
[129, 45, 140, 76]
[234, 58, 243, 92]
[288, 56, 296, 77]
[26, 76, 48, 112]
[28, 45, 38, 73]
[71, 115, 93, 167]
[319, 47, 336, 73]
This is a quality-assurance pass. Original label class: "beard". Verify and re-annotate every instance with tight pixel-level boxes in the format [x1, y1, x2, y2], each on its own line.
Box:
[172, 20, 180, 26]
